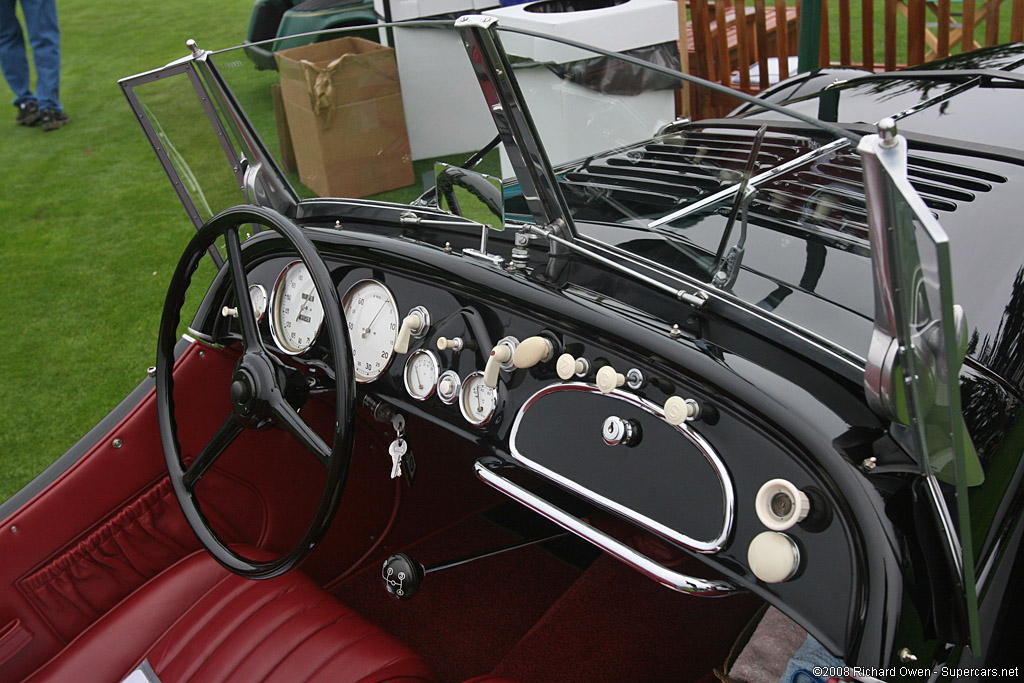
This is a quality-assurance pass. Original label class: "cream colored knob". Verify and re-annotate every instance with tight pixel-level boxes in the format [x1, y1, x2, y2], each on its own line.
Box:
[436, 336, 463, 352]
[596, 366, 625, 394]
[484, 343, 513, 388]
[747, 531, 800, 583]
[556, 354, 588, 380]
[513, 336, 554, 369]
[755, 479, 810, 531]
[394, 313, 422, 354]
[664, 396, 699, 425]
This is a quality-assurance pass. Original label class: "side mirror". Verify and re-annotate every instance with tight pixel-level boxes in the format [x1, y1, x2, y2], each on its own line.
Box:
[434, 162, 504, 231]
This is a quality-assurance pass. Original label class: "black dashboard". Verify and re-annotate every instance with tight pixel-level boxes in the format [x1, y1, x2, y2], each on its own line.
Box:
[188, 223, 895, 664]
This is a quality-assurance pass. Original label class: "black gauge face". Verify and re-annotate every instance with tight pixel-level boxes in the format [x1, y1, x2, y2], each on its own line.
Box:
[270, 261, 324, 355]
[342, 280, 399, 383]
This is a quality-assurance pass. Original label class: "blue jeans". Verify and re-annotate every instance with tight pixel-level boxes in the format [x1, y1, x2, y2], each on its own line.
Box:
[0, 0, 61, 112]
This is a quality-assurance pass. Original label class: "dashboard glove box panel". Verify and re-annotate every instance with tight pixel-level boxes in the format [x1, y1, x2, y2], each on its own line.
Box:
[509, 383, 734, 553]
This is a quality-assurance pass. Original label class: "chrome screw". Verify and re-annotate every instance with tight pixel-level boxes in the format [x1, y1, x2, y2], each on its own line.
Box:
[112, 438, 123, 449]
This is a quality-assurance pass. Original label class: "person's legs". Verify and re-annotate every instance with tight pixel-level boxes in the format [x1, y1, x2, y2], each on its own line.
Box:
[0, 0, 34, 107]
[19, 0, 60, 111]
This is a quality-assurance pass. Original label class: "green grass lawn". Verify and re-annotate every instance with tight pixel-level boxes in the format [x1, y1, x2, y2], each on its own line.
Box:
[0, 1, 258, 501]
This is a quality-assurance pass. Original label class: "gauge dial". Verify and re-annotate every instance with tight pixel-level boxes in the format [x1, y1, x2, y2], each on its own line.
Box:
[248, 284, 267, 322]
[404, 350, 439, 401]
[270, 260, 324, 355]
[460, 371, 496, 426]
[342, 279, 399, 383]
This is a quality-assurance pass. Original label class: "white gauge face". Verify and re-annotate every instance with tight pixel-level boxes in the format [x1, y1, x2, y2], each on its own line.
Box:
[270, 261, 324, 355]
[248, 284, 267, 322]
[460, 371, 497, 426]
[404, 350, 439, 401]
[342, 279, 399, 383]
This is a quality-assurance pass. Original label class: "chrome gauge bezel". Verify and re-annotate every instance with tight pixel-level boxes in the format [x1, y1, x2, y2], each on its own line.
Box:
[248, 284, 267, 323]
[404, 349, 440, 401]
[460, 371, 497, 426]
[341, 278, 399, 384]
[437, 370, 461, 405]
[269, 260, 324, 356]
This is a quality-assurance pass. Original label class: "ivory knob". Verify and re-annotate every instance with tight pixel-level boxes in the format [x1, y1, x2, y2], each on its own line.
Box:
[484, 343, 513, 388]
[596, 365, 625, 394]
[664, 396, 699, 425]
[513, 336, 554, 369]
[394, 313, 422, 354]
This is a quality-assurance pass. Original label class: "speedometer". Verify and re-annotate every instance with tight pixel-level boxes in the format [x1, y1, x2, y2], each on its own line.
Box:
[270, 260, 324, 355]
[342, 279, 399, 383]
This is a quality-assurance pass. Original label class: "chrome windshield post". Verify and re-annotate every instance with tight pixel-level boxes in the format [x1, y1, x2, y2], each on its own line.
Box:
[455, 15, 577, 257]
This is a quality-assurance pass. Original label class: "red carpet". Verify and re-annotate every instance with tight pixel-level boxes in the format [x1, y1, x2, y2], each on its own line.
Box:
[333, 515, 581, 682]
[492, 553, 763, 683]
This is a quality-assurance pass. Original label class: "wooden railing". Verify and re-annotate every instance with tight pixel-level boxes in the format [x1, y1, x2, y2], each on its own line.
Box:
[682, 0, 1024, 119]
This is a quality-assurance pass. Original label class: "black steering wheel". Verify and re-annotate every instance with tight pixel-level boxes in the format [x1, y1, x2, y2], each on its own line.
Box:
[156, 205, 356, 579]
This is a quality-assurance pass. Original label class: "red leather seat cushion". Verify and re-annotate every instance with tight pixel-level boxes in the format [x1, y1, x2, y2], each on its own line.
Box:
[25, 549, 436, 683]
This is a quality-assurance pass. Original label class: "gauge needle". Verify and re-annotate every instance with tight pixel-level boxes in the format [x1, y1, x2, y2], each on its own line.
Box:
[415, 364, 424, 390]
[363, 300, 388, 338]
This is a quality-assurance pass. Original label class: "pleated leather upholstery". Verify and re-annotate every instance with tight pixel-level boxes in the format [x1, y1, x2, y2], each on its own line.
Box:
[24, 549, 436, 683]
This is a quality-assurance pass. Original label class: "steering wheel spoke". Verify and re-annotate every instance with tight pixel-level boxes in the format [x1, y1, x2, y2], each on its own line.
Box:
[272, 399, 332, 467]
[183, 412, 243, 491]
[225, 227, 263, 351]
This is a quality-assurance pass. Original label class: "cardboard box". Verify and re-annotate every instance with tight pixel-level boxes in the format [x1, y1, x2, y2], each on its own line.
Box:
[275, 37, 414, 198]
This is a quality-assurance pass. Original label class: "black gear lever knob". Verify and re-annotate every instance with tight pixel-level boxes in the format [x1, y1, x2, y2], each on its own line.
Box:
[382, 553, 425, 600]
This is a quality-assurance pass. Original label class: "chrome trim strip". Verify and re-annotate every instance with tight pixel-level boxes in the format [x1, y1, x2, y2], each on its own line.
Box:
[508, 382, 735, 554]
[474, 460, 740, 596]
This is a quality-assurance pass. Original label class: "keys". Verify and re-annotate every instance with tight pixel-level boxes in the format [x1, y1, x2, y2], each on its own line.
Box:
[386, 413, 415, 484]
[388, 438, 407, 479]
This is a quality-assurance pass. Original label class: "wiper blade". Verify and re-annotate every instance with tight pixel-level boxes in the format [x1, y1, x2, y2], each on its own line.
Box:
[649, 137, 850, 228]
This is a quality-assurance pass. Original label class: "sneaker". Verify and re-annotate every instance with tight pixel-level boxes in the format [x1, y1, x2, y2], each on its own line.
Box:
[40, 109, 69, 131]
[16, 101, 39, 126]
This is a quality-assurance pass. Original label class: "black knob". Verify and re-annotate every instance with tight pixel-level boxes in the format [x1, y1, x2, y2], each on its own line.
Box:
[381, 553, 425, 600]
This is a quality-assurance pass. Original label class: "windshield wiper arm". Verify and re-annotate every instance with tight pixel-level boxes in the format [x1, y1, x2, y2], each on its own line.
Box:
[711, 125, 766, 290]
[649, 137, 850, 229]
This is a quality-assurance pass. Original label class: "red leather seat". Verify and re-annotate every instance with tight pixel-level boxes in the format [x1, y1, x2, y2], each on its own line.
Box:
[24, 549, 436, 683]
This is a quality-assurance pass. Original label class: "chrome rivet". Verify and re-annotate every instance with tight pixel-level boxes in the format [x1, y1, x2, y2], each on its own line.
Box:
[862, 456, 877, 470]
[669, 324, 682, 338]
[444, 242, 452, 254]
[147, 366, 156, 378]
[112, 438, 123, 449]
[898, 647, 917, 663]
[10, 526, 17, 533]
[199, 350, 205, 358]
[335, 220, 343, 230]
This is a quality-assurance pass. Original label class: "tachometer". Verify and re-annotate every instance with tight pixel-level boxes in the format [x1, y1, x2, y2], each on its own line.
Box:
[342, 279, 399, 383]
[270, 260, 324, 355]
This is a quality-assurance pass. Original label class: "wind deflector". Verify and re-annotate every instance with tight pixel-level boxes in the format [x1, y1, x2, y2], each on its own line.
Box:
[119, 43, 298, 266]
[860, 119, 982, 655]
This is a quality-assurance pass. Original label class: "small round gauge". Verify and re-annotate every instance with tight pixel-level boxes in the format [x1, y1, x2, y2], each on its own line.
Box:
[460, 371, 497, 426]
[404, 350, 439, 401]
[342, 279, 399, 383]
[248, 284, 267, 322]
[437, 370, 460, 405]
[270, 260, 324, 355]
